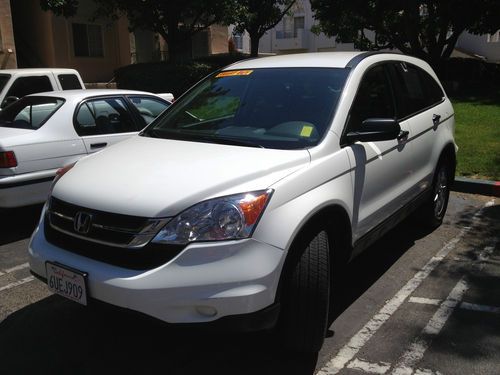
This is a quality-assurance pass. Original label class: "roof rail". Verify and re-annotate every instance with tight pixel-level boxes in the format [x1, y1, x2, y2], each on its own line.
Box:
[346, 51, 402, 68]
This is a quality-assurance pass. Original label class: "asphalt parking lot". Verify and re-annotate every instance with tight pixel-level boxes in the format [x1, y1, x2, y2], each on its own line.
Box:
[0, 192, 498, 375]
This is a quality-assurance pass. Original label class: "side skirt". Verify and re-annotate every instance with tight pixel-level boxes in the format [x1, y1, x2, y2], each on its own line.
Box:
[351, 188, 432, 258]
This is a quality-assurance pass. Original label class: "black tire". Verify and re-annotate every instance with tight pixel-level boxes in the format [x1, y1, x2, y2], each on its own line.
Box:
[280, 229, 330, 353]
[418, 158, 452, 228]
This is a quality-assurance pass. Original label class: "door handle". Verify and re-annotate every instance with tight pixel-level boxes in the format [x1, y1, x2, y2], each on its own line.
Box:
[397, 130, 409, 141]
[432, 114, 441, 126]
[90, 142, 107, 149]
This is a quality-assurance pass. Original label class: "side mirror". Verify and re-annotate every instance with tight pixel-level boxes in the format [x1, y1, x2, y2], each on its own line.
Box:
[345, 118, 401, 143]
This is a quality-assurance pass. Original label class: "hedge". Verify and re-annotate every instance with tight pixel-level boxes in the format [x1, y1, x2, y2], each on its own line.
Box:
[114, 53, 250, 98]
[115, 54, 500, 99]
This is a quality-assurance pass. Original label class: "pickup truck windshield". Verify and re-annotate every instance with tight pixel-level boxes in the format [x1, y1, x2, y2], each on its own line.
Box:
[0, 96, 64, 130]
[142, 68, 349, 149]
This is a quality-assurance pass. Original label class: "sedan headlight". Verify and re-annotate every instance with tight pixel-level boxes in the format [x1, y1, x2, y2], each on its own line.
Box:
[152, 190, 272, 245]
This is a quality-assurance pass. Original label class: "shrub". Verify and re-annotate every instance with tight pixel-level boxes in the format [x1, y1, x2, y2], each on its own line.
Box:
[115, 53, 250, 98]
[439, 58, 500, 97]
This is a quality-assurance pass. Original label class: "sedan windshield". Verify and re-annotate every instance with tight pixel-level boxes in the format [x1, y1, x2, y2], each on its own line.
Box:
[142, 67, 349, 149]
[0, 96, 64, 130]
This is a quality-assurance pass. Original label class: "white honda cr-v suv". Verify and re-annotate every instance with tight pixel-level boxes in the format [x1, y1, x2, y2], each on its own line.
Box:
[29, 52, 456, 352]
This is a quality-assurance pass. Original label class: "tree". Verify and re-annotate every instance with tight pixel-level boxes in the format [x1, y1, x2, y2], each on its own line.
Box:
[40, 0, 236, 62]
[310, 0, 500, 69]
[231, 0, 296, 57]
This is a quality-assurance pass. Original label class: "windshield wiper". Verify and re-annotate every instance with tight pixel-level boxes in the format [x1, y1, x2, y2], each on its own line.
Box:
[206, 136, 265, 148]
[140, 129, 265, 148]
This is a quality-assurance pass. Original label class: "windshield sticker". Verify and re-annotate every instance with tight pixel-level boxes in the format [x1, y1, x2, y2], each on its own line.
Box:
[216, 70, 254, 78]
[300, 125, 314, 137]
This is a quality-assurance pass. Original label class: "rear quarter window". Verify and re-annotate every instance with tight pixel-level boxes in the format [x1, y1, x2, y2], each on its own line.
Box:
[0, 97, 65, 129]
[58, 74, 83, 90]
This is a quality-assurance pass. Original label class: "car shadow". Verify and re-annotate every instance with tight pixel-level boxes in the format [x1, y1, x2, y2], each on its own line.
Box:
[0, 210, 444, 375]
[0, 295, 317, 375]
[0, 204, 43, 245]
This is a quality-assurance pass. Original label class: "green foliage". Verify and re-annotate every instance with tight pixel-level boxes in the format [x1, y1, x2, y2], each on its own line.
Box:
[310, 0, 500, 68]
[40, 0, 79, 17]
[230, 0, 296, 56]
[190, 97, 240, 121]
[453, 99, 500, 180]
[114, 53, 249, 98]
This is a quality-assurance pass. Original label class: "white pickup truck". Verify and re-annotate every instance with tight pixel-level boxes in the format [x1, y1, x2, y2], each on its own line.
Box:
[0, 68, 175, 108]
[0, 68, 85, 109]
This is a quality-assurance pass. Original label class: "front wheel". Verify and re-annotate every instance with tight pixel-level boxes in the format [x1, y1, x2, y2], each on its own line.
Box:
[280, 229, 330, 353]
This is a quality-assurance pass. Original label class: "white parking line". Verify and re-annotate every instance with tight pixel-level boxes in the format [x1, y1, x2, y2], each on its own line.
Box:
[0, 276, 35, 292]
[410, 298, 500, 314]
[391, 277, 468, 374]
[347, 358, 391, 374]
[0, 262, 30, 276]
[316, 200, 494, 375]
[408, 297, 441, 306]
[460, 302, 500, 314]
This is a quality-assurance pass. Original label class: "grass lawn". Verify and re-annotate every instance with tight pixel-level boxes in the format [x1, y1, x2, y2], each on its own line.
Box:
[452, 98, 500, 181]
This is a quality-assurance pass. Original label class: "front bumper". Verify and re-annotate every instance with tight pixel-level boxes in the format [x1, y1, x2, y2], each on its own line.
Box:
[29, 215, 285, 326]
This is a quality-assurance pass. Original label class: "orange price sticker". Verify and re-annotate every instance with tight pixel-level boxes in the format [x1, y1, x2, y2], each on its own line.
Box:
[216, 70, 254, 78]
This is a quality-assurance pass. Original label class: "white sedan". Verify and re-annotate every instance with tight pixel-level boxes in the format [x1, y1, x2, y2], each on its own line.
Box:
[0, 89, 170, 208]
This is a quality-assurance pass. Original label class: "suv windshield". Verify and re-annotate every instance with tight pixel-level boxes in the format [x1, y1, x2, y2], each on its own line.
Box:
[142, 67, 349, 149]
[0, 96, 65, 130]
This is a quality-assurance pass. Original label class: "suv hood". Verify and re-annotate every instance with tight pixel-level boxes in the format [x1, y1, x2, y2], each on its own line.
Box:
[53, 136, 310, 217]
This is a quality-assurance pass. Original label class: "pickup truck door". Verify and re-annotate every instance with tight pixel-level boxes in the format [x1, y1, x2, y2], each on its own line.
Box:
[74, 96, 141, 154]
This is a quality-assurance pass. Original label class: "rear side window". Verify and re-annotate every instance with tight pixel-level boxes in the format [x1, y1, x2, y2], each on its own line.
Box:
[4, 76, 53, 102]
[0, 97, 64, 129]
[74, 97, 138, 136]
[390, 62, 444, 119]
[420, 71, 445, 106]
[58, 74, 83, 90]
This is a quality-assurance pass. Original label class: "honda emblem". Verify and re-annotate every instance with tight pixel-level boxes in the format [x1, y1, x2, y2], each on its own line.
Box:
[74, 212, 93, 234]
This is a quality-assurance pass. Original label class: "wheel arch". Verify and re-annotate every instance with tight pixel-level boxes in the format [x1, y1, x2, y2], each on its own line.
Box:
[437, 142, 456, 183]
[275, 203, 352, 302]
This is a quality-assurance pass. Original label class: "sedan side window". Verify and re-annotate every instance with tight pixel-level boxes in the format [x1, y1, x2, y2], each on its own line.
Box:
[74, 97, 137, 136]
[347, 65, 395, 132]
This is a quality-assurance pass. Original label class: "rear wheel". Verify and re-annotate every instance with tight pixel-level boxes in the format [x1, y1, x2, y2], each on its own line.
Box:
[280, 229, 330, 353]
[418, 159, 452, 228]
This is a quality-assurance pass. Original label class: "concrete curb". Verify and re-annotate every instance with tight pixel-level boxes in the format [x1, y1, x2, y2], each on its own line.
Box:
[452, 176, 500, 197]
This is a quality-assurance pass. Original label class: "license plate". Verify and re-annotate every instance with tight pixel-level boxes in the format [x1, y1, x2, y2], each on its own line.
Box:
[46, 262, 87, 306]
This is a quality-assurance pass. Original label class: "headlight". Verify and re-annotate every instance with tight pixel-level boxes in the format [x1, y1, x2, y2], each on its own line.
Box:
[152, 190, 272, 245]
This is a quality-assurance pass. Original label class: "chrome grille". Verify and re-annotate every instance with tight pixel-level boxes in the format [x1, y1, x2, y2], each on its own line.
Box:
[47, 197, 169, 248]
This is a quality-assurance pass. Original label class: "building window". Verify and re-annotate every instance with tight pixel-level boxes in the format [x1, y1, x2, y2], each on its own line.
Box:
[293, 17, 305, 37]
[486, 31, 500, 43]
[233, 32, 243, 50]
[72, 23, 104, 57]
[277, 16, 305, 39]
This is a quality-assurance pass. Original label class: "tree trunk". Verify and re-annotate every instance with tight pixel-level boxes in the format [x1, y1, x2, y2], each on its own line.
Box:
[249, 32, 260, 57]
